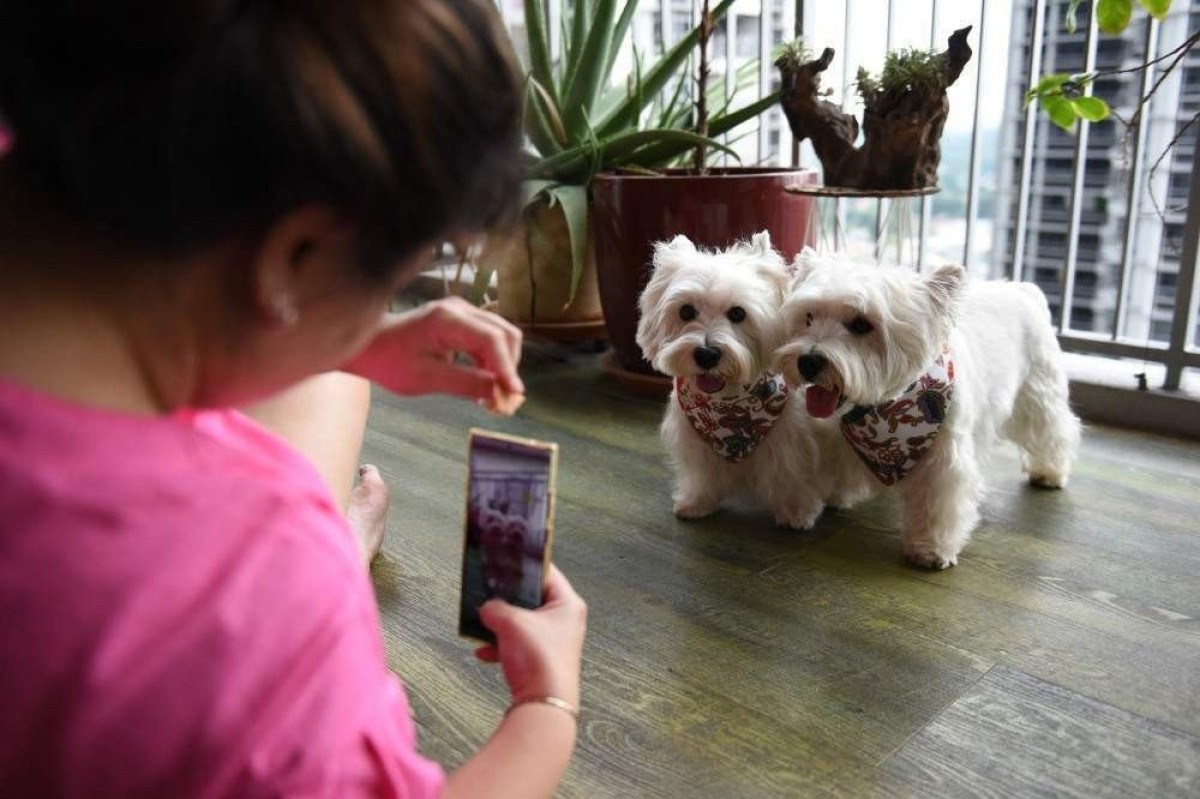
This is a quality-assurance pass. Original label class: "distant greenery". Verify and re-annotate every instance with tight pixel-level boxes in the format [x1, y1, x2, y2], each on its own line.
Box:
[839, 129, 998, 230]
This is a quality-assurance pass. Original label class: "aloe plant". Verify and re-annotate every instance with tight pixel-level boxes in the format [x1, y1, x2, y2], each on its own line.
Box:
[504, 0, 783, 302]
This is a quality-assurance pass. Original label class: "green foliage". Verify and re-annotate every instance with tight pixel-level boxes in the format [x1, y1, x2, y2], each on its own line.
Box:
[1137, 0, 1172, 19]
[1029, 0, 1173, 131]
[877, 47, 944, 94]
[853, 46, 945, 106]
[513, 0, 781, 299]
[771, 38, 813, 72]
[1025, 72, 1113, 132]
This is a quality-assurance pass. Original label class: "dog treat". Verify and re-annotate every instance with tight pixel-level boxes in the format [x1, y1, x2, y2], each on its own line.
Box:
[484, 384, 526, 417]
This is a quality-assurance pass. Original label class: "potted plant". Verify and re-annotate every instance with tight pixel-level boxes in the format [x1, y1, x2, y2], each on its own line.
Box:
[590, 2, 821, 388]
[478, 0, 772, 339]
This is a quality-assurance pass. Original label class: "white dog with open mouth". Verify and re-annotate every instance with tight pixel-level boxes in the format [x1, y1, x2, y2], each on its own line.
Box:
[773, 251, 1081, 568]
[636, 233, 848, 529]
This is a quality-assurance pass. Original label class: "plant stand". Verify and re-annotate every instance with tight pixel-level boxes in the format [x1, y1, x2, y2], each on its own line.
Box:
[784, 185, 938, 269]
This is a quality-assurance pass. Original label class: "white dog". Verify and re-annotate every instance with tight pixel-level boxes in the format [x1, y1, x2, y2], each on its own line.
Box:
[774, 252, 1081, 568]
[636, 233, 841, 529]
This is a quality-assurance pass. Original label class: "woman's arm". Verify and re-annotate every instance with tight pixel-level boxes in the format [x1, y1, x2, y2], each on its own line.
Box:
[443, 705, 577, 799]
[446, 565, 587, 798]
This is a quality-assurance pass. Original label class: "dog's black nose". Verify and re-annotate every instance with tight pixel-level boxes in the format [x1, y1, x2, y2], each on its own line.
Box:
[693, 346, 722, 370]
[797, 353, 827, 381]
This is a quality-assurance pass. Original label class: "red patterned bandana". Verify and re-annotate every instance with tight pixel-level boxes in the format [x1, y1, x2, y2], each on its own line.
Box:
[675, 373, 790, 463]
[840, 351, 955, 485]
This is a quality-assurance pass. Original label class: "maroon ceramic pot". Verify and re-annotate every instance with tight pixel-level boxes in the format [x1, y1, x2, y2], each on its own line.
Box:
[592, 167, 818, 377]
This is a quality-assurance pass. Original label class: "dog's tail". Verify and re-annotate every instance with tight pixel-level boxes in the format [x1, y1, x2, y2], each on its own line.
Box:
[1014, 281, 1054, 326]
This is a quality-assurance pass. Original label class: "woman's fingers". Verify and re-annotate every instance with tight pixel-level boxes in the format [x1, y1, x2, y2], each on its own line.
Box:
[415, 357, 497, 402]
[430, 301, 524, 396]
[541, 564, 583, 610]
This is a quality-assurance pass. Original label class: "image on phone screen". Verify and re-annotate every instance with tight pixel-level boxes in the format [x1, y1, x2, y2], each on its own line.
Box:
[459, 430, 557, 644]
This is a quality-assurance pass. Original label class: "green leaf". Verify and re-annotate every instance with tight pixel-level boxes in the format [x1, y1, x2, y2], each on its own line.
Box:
[523, 85, 560, 157]
[595, 0, 737, 138]
[1070, 95, 1111, 121]
[529, 78, 568, 146]
[562, 0, 591, 94]
[469, 265, 493, 306]
[629, 91, 781, 167]
[1136, 0, 1172, 20]
[1035, 73, 1072, 94]
[603, 0, 642, 80]
[1043, 95, 1078, 131]
[521, 179, 558, 207]
[545, 184, 589, 302]
[708, 91, 782, 137]
[523, 0, 559, 108]
[1065, 0, 1086, 32]
[562, 0, 618, 139]
[528, 128, 741, 181]
[1097, 0, 1133, 33]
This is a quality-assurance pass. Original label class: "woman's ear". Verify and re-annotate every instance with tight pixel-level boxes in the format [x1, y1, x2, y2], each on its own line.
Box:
[251, 206, 352, 327]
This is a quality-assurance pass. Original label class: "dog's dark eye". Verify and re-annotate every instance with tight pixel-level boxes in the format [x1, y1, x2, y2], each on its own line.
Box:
[846, 315, 874, 335]
[805, 312, 814, 328]
[727, 306, 747, 323]
[679, 304, 697, 321]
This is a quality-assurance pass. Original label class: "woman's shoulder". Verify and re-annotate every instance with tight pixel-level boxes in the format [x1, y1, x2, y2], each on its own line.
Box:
[0, 389, 362, 593]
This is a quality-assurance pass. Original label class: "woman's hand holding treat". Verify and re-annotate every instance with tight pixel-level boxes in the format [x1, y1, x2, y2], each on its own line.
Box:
[345, 297, 526, 413]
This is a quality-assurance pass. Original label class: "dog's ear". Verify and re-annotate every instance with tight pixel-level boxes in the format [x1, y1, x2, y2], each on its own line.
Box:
[659, 234, 696, 256]
[749, 230, 773, 257]
[925, 263, 966, 319]
[756, 253, 792, 302]
[789, 247, 821, 283]
[637, 237, 696, 360]
[647, 235, 695, 280]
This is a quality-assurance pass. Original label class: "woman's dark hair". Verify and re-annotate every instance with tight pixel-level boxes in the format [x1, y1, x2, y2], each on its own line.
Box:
[0, 0, 523, 277]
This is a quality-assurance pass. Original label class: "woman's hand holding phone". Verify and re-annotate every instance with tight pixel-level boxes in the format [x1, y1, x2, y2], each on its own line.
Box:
[474, 564, 586, 708]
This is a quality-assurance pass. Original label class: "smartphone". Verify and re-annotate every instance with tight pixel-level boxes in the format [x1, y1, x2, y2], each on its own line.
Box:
[459, 429, 558, 644]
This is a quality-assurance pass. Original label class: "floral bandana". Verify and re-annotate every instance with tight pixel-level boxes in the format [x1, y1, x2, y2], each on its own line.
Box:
[676, 373, 790, 463]
[840, 351, 955, 485]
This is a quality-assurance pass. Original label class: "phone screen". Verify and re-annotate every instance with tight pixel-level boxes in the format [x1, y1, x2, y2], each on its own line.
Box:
[459, 430, 557, 644]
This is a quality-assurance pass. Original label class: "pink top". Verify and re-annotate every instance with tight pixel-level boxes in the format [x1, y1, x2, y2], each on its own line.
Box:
[0, 378, 445, 798]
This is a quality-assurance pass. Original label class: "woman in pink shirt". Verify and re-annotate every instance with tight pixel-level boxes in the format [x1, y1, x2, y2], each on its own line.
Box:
[0, 1, 586, 797]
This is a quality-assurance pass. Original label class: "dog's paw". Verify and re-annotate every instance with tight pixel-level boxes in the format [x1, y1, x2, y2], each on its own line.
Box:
[673, 497, 720, 519]
[1028, 471, 1068, 489]
[773, 504, 823, 531]
[902, 539, 959, 570]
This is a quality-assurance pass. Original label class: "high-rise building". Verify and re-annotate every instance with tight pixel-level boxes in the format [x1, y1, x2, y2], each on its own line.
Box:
[994, 0, 1198, 341]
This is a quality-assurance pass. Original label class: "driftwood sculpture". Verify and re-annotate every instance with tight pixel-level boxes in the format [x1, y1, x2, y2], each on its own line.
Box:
[776, 26, 973, 190]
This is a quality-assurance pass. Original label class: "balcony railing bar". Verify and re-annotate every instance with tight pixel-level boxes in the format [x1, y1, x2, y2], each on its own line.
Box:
[758, 1, 772, 162]
[964, 0, 989, 269]
[917, 0, 940, 272]
[1114, 21, 1159, 338]
[1012, 0, 1049, 283]
[1166, 124, 1200, 388]
[1059, 9, 1100, 333]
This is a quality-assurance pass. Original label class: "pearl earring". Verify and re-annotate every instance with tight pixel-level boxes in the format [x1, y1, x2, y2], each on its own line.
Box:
[273, 297, 299, 326]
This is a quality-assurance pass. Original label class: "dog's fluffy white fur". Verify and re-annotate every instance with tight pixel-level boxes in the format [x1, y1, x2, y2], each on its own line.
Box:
[774, 251, 1082, 568]
[636, 233, 850, 529]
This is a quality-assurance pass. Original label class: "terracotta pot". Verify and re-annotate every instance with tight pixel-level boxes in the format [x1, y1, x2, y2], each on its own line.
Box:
[592, 167, 819, 380]
[479, 200, 604, 335]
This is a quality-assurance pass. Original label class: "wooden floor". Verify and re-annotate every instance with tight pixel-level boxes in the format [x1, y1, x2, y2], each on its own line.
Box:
[364, 342, 1200, 799]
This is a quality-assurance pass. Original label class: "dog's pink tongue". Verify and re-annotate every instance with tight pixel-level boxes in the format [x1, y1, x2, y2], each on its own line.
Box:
[805, 385, 839, 418]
